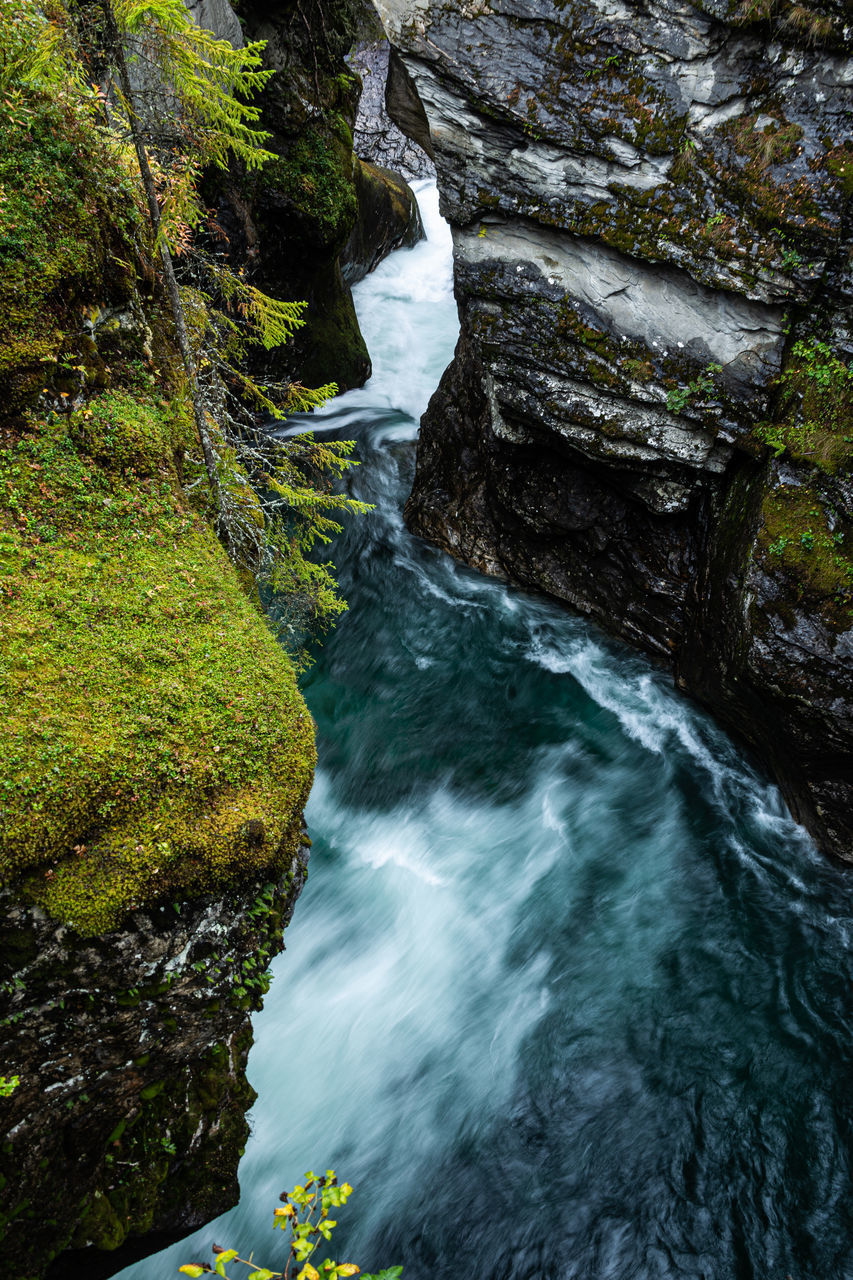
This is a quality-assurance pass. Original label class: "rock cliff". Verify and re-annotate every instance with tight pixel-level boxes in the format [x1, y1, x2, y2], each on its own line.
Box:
[348, 36, 436, 180]
[0, 849, 308, 1280]
[376, 0, 853, 861]
[0, 4, 360, 1274]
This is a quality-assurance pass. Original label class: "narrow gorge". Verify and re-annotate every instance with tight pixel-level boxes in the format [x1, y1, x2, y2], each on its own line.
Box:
[1, 2, 852, 1279]
[375, 0, 853, 861]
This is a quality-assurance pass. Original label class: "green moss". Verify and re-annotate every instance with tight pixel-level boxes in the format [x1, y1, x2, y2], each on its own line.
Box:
[621, 358, 655, 383]
[69, 388, 188, 477]
[753, 338, 853, 473]
[0, 94, 139, 414]
[757, 482, 852, 625]
[0, 389, 316, 934]
[825, 143, 853, 198]
[555, 298, 611, 354]
[260, 125, 357, 250]
[727, 113, 805, 167]
[297, 260, 369, 389]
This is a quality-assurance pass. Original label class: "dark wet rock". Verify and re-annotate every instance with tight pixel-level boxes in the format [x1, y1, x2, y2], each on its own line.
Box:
[201, 0, 369, 390]
[378, 0, 853, 860]
[341, 156, 424, 284]
[200, 0, 426, 392]
[0, 844, 309, 1280]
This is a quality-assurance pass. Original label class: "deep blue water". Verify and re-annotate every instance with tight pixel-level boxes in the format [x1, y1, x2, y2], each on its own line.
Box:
[120, 184, 853, 1280]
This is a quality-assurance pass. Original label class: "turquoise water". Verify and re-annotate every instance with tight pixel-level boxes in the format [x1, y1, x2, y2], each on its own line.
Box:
[120, 184, 853, 1280]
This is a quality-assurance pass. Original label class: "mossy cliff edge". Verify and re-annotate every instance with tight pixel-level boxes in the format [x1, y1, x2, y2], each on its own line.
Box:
[378, 0, 853, 861]
[0, 0, 418, 1273]
[0, 16, 319, 1276]
[0, 79, 316, 936]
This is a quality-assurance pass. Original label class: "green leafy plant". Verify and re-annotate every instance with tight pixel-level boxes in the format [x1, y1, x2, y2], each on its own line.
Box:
[0, 1075, 21, 1097]
[666, 362, 723, 414]
[179, 1171, 402, 1280]
[756, 337, 853, 471]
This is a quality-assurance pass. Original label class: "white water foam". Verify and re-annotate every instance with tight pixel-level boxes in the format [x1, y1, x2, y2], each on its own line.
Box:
[315, 179, 457, 427]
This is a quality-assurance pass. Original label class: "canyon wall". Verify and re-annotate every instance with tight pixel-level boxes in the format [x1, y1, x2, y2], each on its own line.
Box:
[207, 0, 424, 391]
[376, 0, 853, 861]
[1, 852, 308, 1280]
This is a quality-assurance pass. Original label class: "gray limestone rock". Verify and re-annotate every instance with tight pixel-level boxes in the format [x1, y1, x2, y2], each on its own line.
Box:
[348, 39, 435, 180]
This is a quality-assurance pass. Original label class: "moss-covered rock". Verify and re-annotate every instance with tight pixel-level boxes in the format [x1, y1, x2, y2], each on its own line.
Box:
[201, 1, 368, 389]
[340, 156, 424, 284]
[205, 0, 427, 391]
[0, 9, 335, 1277]
[0, 384, 316, 933]
[0, 95, 141, 414]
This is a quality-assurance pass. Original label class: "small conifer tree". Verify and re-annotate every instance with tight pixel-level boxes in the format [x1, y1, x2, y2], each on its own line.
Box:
[92, 0, 370, 649]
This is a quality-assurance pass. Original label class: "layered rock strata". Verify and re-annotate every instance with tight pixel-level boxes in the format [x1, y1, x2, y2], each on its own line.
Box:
[375, 0, 853, 859]
[348, 37, 436, 181]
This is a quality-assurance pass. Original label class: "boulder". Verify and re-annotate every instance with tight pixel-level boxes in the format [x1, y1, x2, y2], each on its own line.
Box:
[341, 156, 424, 284]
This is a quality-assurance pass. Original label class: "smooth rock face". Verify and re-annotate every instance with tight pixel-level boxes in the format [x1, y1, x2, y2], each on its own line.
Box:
[348, 38, 435, 180]
[379, 0, 853, 860]
[0, 849, 308, 1280]
[186, 0, 243, 47]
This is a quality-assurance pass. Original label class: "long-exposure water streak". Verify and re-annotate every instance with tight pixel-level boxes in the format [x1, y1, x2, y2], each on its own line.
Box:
[119, 182, 853, 1280]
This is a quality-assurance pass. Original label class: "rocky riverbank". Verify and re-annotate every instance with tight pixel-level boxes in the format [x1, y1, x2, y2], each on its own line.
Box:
[1, 849, 308, 1280]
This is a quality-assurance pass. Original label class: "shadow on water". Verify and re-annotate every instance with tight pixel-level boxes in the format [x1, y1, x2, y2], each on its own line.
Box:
[118, 183, 853, 1280]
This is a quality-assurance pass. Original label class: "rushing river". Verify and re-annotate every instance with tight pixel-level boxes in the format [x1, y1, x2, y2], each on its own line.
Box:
[120, 184, 853, 1280]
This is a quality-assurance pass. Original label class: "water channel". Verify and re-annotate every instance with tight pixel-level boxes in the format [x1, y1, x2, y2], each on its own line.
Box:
[120, 182, 853, 1280]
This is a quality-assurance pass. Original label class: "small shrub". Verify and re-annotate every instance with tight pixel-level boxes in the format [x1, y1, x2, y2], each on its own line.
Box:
[179, 1171, 402, 1280]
